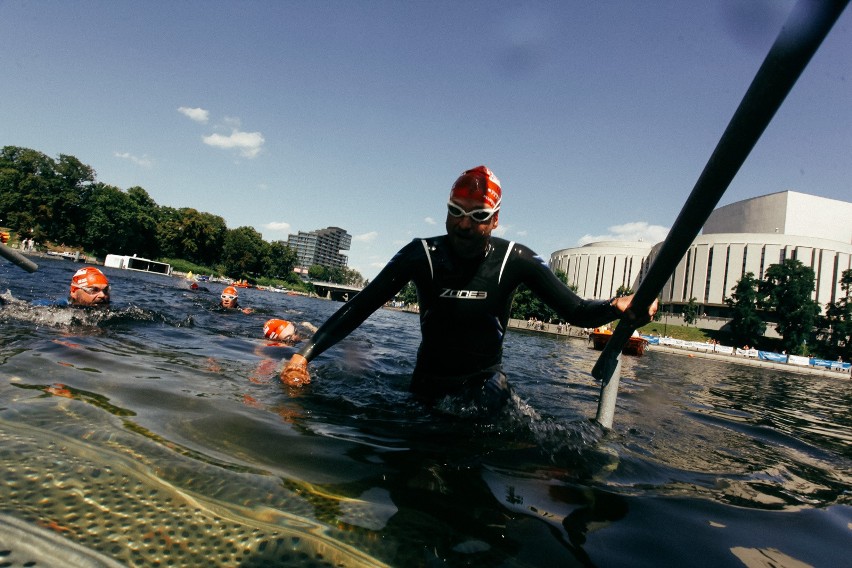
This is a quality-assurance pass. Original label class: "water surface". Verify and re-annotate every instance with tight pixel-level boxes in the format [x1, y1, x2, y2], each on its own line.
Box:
[1, 257, 849, 567]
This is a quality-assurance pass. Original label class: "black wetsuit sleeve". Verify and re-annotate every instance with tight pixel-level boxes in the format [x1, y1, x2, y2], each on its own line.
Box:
[298, 241, 421, 362]
[514, 244, 621, 327]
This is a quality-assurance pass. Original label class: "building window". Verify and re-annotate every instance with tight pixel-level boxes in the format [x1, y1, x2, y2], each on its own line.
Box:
[683, 249, 692, 301]
[593, 256, 602, 297]
[704, 247, 713, 303]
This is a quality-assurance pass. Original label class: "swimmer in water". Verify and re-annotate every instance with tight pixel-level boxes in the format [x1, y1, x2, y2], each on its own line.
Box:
[262, 319, 302, 345]
[220, 286, 253, 314]
[280, 165, 657, 414]
[68, 267, 110, 307]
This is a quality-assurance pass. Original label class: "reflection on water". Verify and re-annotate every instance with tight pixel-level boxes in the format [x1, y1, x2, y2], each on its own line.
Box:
[1, 258, 850, 567]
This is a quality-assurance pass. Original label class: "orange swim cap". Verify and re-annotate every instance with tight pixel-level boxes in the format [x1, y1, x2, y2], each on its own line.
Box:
[450, 165, 502, 209]
[70, 267, 109, 293]
[263, 319, 296, 340]
[222, 286, 238, 297]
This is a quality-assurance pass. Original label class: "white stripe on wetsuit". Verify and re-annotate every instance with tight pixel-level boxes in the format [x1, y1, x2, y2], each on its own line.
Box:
[498, 241, 515, 284]
[420, 239, 434, 279]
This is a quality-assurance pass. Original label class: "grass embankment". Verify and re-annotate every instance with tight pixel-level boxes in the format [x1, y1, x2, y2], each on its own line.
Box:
[162, 258, 313, 293]
[638, 322, 709, 342]
[637, 321, 783, 352]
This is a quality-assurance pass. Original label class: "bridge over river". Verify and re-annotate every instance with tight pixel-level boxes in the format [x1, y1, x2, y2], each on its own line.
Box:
[310, 281, 363, 302]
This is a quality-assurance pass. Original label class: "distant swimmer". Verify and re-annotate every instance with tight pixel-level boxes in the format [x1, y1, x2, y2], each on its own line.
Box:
[220, 285, 252, 314]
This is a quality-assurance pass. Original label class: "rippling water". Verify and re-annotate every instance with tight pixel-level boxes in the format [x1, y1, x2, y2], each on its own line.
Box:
[1, 257, 850, 567]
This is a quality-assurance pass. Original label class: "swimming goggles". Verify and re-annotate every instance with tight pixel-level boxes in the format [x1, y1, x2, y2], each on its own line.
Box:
[221, 293, 238, 301]
[79, 285, 109, 295]
[447, 200, 500, 223]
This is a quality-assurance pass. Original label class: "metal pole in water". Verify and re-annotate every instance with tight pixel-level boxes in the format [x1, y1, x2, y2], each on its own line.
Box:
[0, 242, 38, 273]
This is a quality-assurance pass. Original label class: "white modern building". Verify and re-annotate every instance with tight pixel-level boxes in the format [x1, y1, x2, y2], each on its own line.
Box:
[549, 191, 852, 315]
[549, 241, 654, 300]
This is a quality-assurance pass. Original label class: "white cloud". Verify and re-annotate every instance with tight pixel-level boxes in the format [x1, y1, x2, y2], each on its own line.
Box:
[492, 225, 508, 237]
[578, 221, 669, 246]
[264, 221, 291, 232]
[424, 216, 437, 225]
[178, 106, 209, 123]
[202, 130, 265, 158]
[354, 231, 378, 242]
[114, 151, 153, 168]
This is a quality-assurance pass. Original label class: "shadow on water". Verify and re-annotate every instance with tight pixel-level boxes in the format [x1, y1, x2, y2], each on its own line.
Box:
[1, 258, 851, 567]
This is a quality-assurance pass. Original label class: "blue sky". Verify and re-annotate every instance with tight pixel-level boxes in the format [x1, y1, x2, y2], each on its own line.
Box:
[2, 1, 850, 281]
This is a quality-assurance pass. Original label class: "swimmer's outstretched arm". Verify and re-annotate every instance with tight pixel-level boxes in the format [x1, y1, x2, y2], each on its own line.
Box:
[280, 244, 417, 387]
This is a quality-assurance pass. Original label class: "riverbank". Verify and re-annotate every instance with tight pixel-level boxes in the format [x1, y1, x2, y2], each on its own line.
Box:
[505, 318, 851, 380]
[647, 344, 850, 379]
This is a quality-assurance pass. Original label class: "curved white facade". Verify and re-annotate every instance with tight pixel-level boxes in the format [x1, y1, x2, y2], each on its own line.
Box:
[549, 241, 653, 299]
[549, 191, 852, 314]
[653, 233, 852, 312]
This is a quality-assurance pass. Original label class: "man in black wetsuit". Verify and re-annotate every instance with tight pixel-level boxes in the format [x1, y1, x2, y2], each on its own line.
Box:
[281, 166, 655, 411]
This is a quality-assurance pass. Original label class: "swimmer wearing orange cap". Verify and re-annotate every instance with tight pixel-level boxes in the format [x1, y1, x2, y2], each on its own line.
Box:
[220, 286, 239, 308]
[263, 319, 300, 345]
[69, 266, 110, 307]
[280, 165, 657, 414]
[220, 285, 253, 314]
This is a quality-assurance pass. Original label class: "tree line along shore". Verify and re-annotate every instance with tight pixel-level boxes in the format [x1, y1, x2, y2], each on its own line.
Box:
[2, 145, 849, 363]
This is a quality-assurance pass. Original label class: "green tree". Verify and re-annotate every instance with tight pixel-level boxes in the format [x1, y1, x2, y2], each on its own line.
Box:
[308, 264, 329, 281]
[82, 183, 154, 257]
[396, 281, 418, 305]
[0, 148, 100, 247]
[725, 272, 766, 348]
[125, 186, 160, 258]
[554, 270, 578, 291]
[759, 259, 820, 355]
[510, 285, 557, 321]
[341, 267, 366, 287]
[615, 285, 634, 297]
[510, 270, 577, 321]
[264, 240, 299, 280]
[327, 266, 346, 284]
[814, 268, 852, 361]
[53, 154, 97, 243]
[221, 226, 266, 279]
[682, 297, 699, 326]
[0, 147, 59, 242]
[156, 207, 227, 266]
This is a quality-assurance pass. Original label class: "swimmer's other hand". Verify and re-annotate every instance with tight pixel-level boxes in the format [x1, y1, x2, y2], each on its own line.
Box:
[281, 354, 311, 387]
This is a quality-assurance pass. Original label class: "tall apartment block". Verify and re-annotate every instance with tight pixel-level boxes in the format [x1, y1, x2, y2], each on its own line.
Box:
[287, 226, 352, 271]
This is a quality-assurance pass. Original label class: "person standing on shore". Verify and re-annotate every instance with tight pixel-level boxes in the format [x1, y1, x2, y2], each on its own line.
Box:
[280, 165, 656, 413]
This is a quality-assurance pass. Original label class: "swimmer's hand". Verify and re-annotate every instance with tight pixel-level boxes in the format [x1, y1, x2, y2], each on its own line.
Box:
[281, 354, 311, 387]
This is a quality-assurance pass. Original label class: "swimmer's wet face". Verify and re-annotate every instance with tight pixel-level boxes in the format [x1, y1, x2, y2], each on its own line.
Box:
[71, 284, 110, 306]
[445, 166, 501, 259]
[69, 266, 111, 307]
[220, 286, 239, 308]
